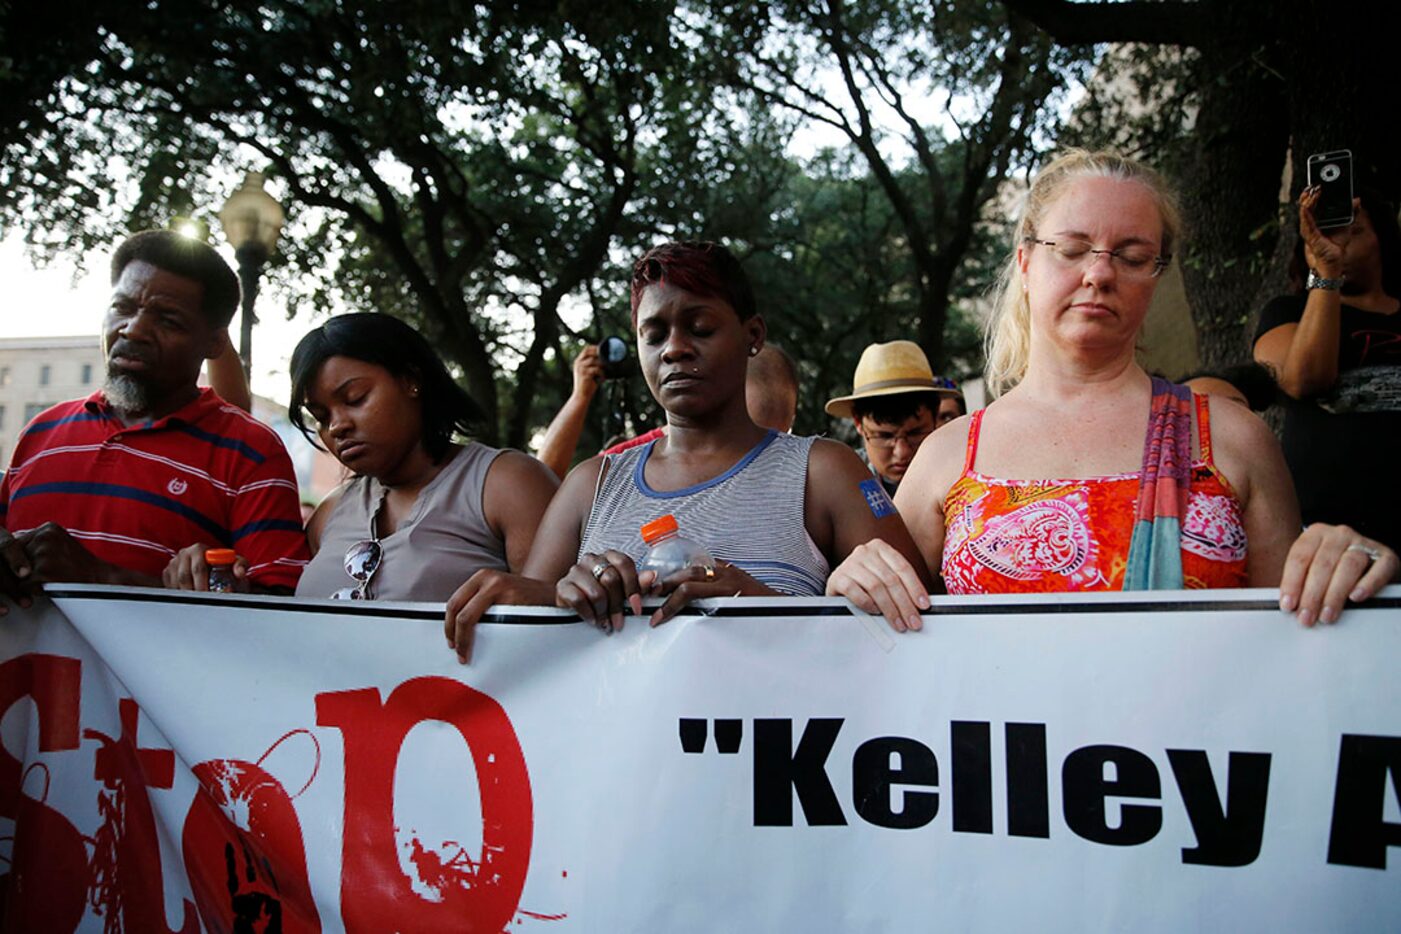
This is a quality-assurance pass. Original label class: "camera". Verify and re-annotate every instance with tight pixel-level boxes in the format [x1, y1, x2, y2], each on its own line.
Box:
[597, 335, 634, 380]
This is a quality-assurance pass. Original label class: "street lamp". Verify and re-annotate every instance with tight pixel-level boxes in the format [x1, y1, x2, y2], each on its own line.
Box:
[218, 172, 285, 377]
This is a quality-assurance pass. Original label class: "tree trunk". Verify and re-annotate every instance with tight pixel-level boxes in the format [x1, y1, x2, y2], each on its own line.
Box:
[1175, 19, 1291, 370]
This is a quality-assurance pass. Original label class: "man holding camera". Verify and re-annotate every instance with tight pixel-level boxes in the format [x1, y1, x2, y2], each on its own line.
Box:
[537, 344, 610, 479]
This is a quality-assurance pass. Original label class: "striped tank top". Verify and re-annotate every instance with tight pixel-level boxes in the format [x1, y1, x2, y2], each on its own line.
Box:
[941, 394, 1249, 593]
[579, 430, 830, 595]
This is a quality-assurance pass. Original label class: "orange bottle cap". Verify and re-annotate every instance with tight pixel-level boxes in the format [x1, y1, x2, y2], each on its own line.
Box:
[205, 548, 238, 566]
[640, 514, 679, 544]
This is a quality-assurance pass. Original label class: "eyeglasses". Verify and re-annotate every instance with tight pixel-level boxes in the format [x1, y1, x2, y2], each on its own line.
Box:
[1024, 237, 1170, 280]
[332, 539, 382, 600]
[861, 425, 932, 451]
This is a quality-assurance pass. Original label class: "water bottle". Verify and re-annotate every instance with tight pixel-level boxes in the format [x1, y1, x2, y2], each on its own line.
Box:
[637, 514, 715, 581]
[205, 548, 238, 592]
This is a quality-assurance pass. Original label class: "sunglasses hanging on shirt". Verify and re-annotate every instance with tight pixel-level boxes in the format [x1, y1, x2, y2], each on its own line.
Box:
[332, 539, 382, 600]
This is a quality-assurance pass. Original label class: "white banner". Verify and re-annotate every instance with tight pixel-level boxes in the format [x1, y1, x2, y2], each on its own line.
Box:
[1, 586, 1398, 932]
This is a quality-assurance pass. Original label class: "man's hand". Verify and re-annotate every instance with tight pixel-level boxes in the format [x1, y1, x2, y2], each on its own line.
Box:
[163, 543, 251, 592]
[571, 344, 605, 402]
[16, 523, 110, 584]
[0, 524, 36, 612]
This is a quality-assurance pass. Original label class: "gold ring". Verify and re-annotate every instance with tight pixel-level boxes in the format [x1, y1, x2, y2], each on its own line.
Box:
[590, 561, 611, 580]
[1347, 543, 1383, 562]
[703, 566, 716, 582]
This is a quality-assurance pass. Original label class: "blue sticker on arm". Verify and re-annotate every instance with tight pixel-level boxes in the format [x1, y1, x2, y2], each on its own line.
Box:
[859, 478, 897, 518]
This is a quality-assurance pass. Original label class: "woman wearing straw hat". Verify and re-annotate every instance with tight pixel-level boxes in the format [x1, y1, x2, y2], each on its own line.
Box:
[827, 149, 1398, 632]
[826, 340, 963, 497]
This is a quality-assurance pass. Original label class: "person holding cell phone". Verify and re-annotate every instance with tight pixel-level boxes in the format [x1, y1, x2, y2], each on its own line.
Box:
[1253, 182, 1401, 552]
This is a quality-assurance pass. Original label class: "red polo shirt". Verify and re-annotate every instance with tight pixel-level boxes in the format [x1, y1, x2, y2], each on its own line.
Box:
[1, 389, 308, 589]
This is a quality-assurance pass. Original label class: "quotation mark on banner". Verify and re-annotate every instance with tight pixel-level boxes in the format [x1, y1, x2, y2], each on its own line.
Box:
[679, 718, 743, 755]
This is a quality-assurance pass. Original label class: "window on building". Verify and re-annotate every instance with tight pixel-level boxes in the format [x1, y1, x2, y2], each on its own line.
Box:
[39, 364, 51, 386]
[0, 405, 5, 430]
[81, 363, 93, 385]
[24, 403, 44, 424]
[0, 367, 10, 386]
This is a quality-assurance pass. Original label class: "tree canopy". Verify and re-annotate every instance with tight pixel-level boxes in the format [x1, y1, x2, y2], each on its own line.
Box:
[1, 0, 1386, 449]
[1007, 0, 1396, 369]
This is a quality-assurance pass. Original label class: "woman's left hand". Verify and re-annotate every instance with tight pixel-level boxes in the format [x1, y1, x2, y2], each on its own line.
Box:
[1279, 524, 1399, 626]
[648, 560, 773, 627]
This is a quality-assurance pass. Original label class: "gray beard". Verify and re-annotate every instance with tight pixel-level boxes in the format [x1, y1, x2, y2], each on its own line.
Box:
[103, 371, 155, 416]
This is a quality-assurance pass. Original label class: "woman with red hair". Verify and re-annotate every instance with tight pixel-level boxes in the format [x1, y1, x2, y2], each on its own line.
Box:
[443, 241, 930, 661]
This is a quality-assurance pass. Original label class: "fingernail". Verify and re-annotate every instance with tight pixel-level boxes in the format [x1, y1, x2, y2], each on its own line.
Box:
[1321, 605, 1337, 625]
[1297, 608, 1314, 628]
[916, 595, 930, 609]
[630, 594, 642, 615]
[457, 653, 468, 665]
[612, 612, 624, 631]
[1349, 586, 1365, 602]
[907, 615, 923, 632]
[1279, 594, 1295, 612]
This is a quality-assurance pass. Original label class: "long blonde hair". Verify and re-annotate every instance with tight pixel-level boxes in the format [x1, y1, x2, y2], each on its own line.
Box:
[983, 149, 1184, 397]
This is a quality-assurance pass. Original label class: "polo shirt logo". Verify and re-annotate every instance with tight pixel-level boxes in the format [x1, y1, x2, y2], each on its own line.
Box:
[167, 478, 188, 496]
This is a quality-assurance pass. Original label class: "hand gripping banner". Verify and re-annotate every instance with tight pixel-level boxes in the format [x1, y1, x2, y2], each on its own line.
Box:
[1, 586, 1398, 932]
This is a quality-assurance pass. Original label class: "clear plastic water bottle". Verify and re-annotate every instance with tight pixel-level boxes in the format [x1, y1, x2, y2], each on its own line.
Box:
[205, 548, 238, 593]
[637, 514, 715, 581]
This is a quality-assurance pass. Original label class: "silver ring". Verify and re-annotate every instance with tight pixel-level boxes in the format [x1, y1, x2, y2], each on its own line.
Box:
[590, 561, 611, 580]
[1347, 543, 1383, 562]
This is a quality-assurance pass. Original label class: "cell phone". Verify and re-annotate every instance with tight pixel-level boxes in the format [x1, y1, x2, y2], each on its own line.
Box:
[1306, 149, 1354, 229]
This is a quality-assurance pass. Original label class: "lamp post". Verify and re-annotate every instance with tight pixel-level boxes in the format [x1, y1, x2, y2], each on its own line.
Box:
[218, 172, 285, 377]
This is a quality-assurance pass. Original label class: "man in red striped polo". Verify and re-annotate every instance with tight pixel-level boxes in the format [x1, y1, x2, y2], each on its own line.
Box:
[0, 230, 308, 608]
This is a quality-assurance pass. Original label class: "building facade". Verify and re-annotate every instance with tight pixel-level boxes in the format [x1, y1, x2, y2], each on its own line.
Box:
[0, 336, 104, 470]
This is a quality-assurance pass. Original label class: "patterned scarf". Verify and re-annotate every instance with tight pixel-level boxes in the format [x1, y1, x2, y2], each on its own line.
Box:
[1123, 377, 1194, 590]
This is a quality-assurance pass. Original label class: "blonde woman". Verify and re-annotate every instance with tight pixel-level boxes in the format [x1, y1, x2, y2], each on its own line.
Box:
[828, 150, 1398, 630]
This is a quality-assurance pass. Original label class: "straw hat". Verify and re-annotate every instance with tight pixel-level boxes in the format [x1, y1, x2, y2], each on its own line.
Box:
[824, 340, 959, 418]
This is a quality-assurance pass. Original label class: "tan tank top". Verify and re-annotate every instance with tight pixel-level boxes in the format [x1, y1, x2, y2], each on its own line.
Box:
[294, 443, 508, 602]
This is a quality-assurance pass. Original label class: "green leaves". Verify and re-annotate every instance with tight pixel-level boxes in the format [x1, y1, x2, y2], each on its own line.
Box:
[0, 0, 1079, 441]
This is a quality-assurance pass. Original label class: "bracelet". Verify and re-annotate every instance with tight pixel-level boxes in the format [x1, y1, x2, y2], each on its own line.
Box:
[1306, 270, 1345, 291]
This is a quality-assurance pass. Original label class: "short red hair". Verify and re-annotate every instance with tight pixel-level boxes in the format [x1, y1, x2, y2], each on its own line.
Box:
[629, 241, 757, 328]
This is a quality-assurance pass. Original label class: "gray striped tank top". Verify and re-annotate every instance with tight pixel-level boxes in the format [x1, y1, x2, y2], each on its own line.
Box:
[295, 442, 508, 602]
[578, 431, 829, 595]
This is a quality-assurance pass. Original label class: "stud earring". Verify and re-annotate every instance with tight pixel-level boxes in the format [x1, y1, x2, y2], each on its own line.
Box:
[748, 346, 758, 357]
